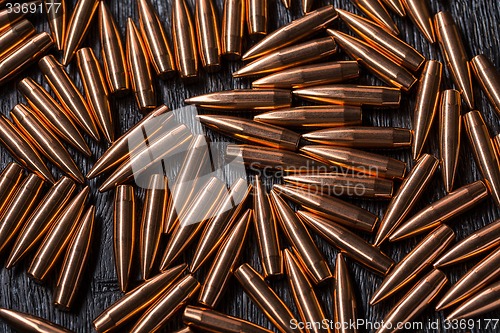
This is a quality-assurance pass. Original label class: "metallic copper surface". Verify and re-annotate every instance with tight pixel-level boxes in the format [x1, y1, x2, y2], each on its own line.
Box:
[402, 0, 435, 43]
[172, 0, 198, 79]
[45, 0, 66, 50]
[447, 281, 500, 321]
[195, 0, 221, 72]
[222, 0, 244, 59]
[439, 89, 461, 192]
[246, 0, 267, 37]
[472, 54, 500, 117]
[185, 89, 292, 110]
[0, 19, 35, 59]
[0, 308, 73, 333]
[349, 0, 399, 35]
[0, 163, 24, 215]
[333, 253, 358, 333]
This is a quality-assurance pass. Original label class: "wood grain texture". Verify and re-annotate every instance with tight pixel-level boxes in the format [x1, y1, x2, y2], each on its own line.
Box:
[0, 0, 499, 332]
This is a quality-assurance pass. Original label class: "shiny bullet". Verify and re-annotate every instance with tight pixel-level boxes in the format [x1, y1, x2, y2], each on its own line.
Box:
[0, 19, 35, 59]
[45, 0, 66, 50]
[328, 30, 417, 92]
[252, 61, 359, 89]
[376, 269, 447, 333]
[447, 281, 500, 321]
[222, 0, 244, 59]
[172, 0, 198, 79]
[472, 54, 500, 117]
[0, 308, 73, 333]
[270, 192, 331, 284]
[374, 154, 438, 246]
[54, 205, 94, 310]
[198, 209, 252, 307]
[0, 8, 25, 31]
[336, 9, 424, 72]
[402, 0, 435, 43]
[234, 37, 338, 77]
[0, 163, 24, 214]
[242, 6, 337, 60]
[246, 0, 267, 37]
[435, 11, 474, 109]
[137, 0, 176, 78]
[234, 263, 303, 333]
[390, 181, 488, 241]
[381, 0, 405, 16]
[39, 55, 100, 141]
[114, 185, 135, 292]
[350, 0, 399, 35]
[195, 0, 221, 72]
[62, 0, 99, 65]
[293, 84, 401, 108]
[100, 1, 130, 95]
[439, 89, 461, 192]
[185, 89, 292, 110]
[28, 187, 89, 283]
[197, 115, 301, 150]
[301, 145, 407, 180]
[333, 253, 358, 333]
[371, 225, 454, 305]
[464, 110, 500, 207]
[297, 210, 393, 275]
[93, 265, 187, 333]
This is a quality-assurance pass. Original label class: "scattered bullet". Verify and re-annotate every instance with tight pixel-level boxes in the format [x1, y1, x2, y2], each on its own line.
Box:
[0, 19, 35, 59]
[333, 253, 358, 333]
[349, 0, 399, 35]
[447, 280, 500, 321]
[45, 0, 66, 50]
[114, 185, 135, 292]
[381, 0, 405, 17]
[222, 0, 244, 59]
[195, 0, 221, 72]
[246, 0, 267, 37]
[0, 163, 24, 214]
[402, 0, 435, 43]
[0, 8, 25, 30]
[439, 89, 461, 192]
[0, 308, 73, 333]
[185, 89, 292, 110]
[172, 0, 198, 79]
[471, 54, 500, 117]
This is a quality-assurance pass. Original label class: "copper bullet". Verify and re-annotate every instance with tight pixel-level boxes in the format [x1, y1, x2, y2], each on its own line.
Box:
[301, 145, 407, 180]
[0, 115, 54, 183]
[374, 153, 438, 246]
[254, 106, 362, 128]
[350, 0, 399, 35]
[242, 6, 337, 60]
[191, 178, 251, 272]
[172, 0, 198, 79]
[140, 174, 168, 280]
[464, 110, 500, 207]
[45, 0, 65, 50]
[234, 263, 303, 333]
[0, 308, 73, 333]
[99, 1, 130, 95]
[371, 225, 454, 305]
[11, 104, 84, 183]
[381, 0, 405, 16]
[195, 0, 221, 72]
[390, 181, 488, 242]
[472, 54, 500, 116]
[434, 219, 500, 268]
[0, 173, 43, 253]
[62, 0, 99, 65]
[270, 191, 331, 284]
[198, 115, 301, 150]
[333, 253, 358, 333]
[222, 0, 244, 59]
[0, 8, 25, 31]
[173, 327, 195, 333]
[253, 175, 283, 278]
[93, 264, 187, 333]
[54, 205, 95, 310]
[183, 305, 273, 333]
[185, 89, 292, 110]
[336, 9, 424, 72]
[402, 0, 435, 43]
[439, 89, 461, 192]
[39, 55, 100, 141]
[0, 162, 24, 214]
[435, 11, 474, 109]
[0, 19, 35, 59]
[28, 186, 89, 283]
[376, 269, 447, 333]
[252, 61, 360, 89]
[447, 281, 500, 320]
[198, 209, 252, 307]
[293, 84, 401, 108]
[297, 210, 393, 275]
[246, 0, 267, 37]
[234, 37, 338, 77]
[114, 185, 135, 292]
[328, 30, 417, 92]
[160, 177, 227, 270]
[77, 47, 114, 143]
[137, 0, 176, 78]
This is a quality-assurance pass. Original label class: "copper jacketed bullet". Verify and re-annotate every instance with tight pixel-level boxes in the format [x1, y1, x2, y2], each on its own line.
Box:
[0, 163, 24, 214]
[6, 177, 75, 269]
[198, 209, 252, 307]
[293, 85, 401, 108]
[39, 55, 100, 141]
[381, 0, 405, 16]
[234, 263, 304, 333]
[242, 6, 337, 60]
[371, 225, 454, 305]
[374, 153, 438, 246]
[114, 185, 136, 292]
[28, 187, 89, 283]
[197, 115, 301, 150]
[301, 145, 407, 180]
[334, 253, 358, 333]
[222, 0, 244, 59]
[0, 8, 25, 30]
[376, 269, 447, 333]
[246, 0, 267, 37]
[252, 61, 360, 89]
[439, 89, 461, 192]
[45, 0, 66, 50]
[350, 0, 399, 35]
[195, 0, 221, 72]
[447, 281, 500, 321]
[297, 210, 393, 275]
[172, 0, 198, 79]
[76, 47, 115, 143]
[93, 264, 187, 333]
[435, 11, 474, 109]
[185, 89, 292, 110]
[270, 191, 331, 284]
[62, 0, 99, 65]
[472, 54, 500, 117]
[464, 110, 500, 207]
[253, 175, 283, 278]
[328, 30, 417, 92]
[434, 219, 500, 268]
[0, 19, 35, 59]
[54, 205, 95, 310]
[234, 37, 338, 77]
[137, 0, 176, 78]
[402, 0, 435, 43]
[336, 9, 424, 72]
[0, 308, 73, 333]
[99, 1, 130, 95]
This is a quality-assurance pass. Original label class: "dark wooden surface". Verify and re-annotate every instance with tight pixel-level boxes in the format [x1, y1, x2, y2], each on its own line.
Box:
[0, 0, 500, 332]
